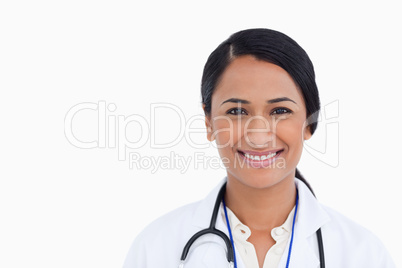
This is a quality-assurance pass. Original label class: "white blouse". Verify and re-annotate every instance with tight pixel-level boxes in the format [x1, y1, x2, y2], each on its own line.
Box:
[221, 204, 296, 268]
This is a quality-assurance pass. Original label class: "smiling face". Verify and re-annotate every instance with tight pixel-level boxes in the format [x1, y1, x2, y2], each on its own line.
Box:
[204, 55, 312, 189]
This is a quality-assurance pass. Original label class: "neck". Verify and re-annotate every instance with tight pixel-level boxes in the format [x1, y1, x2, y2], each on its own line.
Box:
[224, 172, 297, 231]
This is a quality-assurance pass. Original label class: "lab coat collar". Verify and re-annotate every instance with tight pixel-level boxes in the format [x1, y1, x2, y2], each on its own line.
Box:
[189, 177, 238, 267]
[277, 178, 331, 267]
[191, 177, 227, 229]
[294, 178, 331, 239]
[190, 176, 331, 268]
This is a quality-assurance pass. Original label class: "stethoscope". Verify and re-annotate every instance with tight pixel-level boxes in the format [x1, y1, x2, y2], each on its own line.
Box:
[179, 181, 326, 268]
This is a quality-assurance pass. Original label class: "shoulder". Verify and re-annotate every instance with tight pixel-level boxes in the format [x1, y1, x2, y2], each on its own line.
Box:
[320, 204, 395, 267]
[141, 200, 200, 237]
[122, 200, 204, 268]
[122, 179, 226, 268]
[322, 204, 375, 238]
[132, 199, 201, 246]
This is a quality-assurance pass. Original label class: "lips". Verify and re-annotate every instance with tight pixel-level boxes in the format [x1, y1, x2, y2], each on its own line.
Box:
[237, 149, 284, 168]
[237, 149, 284, 157]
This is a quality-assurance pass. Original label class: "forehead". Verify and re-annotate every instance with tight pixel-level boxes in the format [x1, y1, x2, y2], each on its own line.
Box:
[212, 55, 304, 104]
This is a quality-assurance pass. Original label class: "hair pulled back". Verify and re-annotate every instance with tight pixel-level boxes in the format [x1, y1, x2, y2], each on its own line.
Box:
[200, 28, 320, 188]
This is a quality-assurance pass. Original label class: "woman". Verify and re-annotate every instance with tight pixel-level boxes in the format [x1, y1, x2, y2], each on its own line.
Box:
[123, 28, 395, 268]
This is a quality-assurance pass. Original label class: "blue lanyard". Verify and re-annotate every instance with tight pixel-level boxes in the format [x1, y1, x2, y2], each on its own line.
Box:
[222, 197, 238, 268]
[222, 189, 299, 268]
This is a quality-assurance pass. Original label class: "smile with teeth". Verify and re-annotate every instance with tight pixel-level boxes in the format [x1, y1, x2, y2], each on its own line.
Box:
[244, 152, 277, 161]
[238, 149, 284, 161]
[237, 149, 283, 168]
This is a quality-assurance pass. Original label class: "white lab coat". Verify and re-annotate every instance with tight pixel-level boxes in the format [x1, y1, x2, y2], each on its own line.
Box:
[123, 177, 396, 268]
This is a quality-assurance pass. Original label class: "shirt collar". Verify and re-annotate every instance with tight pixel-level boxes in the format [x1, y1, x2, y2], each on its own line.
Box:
[221, 202, 296, 242]
[190, 176, 331, 239]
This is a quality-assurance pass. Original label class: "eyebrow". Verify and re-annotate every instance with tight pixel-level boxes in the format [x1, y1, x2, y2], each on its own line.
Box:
[220, 97, 297, 106]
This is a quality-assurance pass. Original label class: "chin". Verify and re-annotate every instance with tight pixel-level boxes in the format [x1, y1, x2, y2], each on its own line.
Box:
[228, 168, 292, 190]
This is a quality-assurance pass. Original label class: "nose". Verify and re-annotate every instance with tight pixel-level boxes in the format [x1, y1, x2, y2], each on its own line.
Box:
[243, 115, 275, 148]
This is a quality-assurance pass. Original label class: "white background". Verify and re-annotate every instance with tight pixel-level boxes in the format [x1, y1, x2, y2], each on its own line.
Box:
[1, 1, 401, 267]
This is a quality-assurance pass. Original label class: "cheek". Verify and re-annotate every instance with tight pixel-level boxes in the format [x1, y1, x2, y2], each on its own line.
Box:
[275, 118, 305, 148]
[213, 118, 236, 147]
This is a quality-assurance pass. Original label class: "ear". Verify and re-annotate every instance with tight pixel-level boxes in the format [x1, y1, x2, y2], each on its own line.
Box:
[303, 125, 312, 141]
[203, 104, 215, 142]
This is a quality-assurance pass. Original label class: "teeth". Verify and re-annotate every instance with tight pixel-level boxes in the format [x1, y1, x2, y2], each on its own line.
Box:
[244, 152, 277, 161]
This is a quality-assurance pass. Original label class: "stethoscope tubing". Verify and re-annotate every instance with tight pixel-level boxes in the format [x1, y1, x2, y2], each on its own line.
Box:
[179, 181, 325, 268]
[180, 182, 234, 263]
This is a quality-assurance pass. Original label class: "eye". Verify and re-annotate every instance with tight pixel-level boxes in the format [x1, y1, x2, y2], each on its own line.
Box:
[226, 107, 247, 115]
[271, 107, 292, 115]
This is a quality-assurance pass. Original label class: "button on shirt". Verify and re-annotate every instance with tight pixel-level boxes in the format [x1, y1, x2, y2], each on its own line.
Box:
[221, 205, 296, 268]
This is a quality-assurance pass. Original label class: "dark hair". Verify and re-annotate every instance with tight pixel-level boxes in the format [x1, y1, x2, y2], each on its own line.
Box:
[200, 28, 320, 187]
